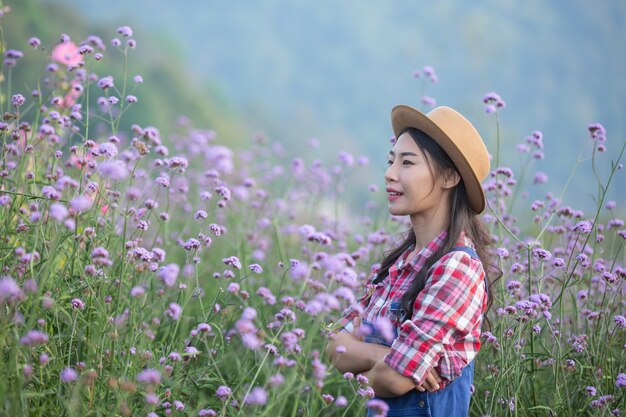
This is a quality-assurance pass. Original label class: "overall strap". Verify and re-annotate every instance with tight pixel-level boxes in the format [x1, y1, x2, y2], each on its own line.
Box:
[449, 245, 478, 259]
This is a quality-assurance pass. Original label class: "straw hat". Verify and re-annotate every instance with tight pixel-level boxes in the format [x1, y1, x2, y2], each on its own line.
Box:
[391, 105, 490, 213]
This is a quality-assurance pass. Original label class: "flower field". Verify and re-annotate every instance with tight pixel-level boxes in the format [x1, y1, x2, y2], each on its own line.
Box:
[0, 18, 624, 417]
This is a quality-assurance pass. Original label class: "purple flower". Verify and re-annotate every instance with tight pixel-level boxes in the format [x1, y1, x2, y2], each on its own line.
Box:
[532, 248, 552, 261]
[11, 94, 25, 108]
[28, 37, 41, 48]
[373, 316, 395, 343]
[136, 368, 161, 385]
[117, 26, 133, 37]
[60, 367, 78, 383]
[533, 172, 548, 185]
[71, 298, 85, 310]
[588, 122, 606, 142]
[616, 373, 626, 388]
[96, 142, 118, 158]
[496, 247, 509, 258]
[5, 49, 24, 59]
[216, 385, 232, 400]
[268, 372, 284, 387]
[41, 186, 61, 200]
[506, 280, 522, 291]
[421, 95, 436, 107]
[290, 262, 309, 281]
[165, 302, 182, 320]
[256, 287, 276, 305]
[157, 264, 180, 287]
[482, 332, 498, 344]
[483, 91, 506, 109]
[97, 159, 128, 181]
[130, 286, 145, 297]
[97, 76, 114, 90]
[194, 210, 208, 221]
[0, 276, 23, 304]
[366, 399, 389, 417]
[70, 195, 93, 213]
[48, 203, 69, 221]
[215, 186, 231, 201]
[338, 151, 354, 167]
[574, 220, 593, 234]
[183, 238, 201, 251]
[145, 392, 159, 405]
[615, 315, 626, 329]
[222, 256, 242, 270]
[133, 75, 143, 83]
[244, 387, 267, 406]
[335, 396, 348, 407]
[249, 264, 263, 274]
[20, 330, 49, 346]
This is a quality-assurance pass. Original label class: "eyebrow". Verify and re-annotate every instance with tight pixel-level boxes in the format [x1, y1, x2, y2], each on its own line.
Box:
[388, 150, 419, 157]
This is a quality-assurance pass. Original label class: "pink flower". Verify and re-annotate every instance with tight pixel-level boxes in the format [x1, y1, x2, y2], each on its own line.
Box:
[51, 42, 83, 66]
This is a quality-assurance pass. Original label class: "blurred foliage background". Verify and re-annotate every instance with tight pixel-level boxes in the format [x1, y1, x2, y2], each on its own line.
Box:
[5, 0, 626, 212]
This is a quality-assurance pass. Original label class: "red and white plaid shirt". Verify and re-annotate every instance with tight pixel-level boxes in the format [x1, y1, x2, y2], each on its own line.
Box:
[338, 230, 487, 387]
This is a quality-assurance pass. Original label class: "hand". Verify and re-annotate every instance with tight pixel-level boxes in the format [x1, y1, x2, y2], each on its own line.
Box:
[416, 368, 442, 392]
[352, 316, 364, 341]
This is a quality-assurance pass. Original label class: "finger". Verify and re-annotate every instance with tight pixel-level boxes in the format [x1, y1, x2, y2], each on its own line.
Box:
[352, 317, 363, 340]
[415, 384, 425, 392]
[425, 374, 440, 391]
[430, 368, 442, 383]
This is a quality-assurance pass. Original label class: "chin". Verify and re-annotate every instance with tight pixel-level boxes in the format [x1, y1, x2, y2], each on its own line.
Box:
[387, 206, 405, 216]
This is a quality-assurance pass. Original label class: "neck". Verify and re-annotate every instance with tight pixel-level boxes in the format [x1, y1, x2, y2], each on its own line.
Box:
[409, 197, 451, 251]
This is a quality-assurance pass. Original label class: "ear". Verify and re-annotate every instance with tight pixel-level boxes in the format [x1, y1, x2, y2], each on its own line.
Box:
[442, 169, 461, 189]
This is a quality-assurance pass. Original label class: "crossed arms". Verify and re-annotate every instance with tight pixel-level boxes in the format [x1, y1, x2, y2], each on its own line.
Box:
[325, 318, 441, 398]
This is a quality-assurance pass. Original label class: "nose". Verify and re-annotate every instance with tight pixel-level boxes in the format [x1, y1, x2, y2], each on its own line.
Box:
[384, 162, 397, 183]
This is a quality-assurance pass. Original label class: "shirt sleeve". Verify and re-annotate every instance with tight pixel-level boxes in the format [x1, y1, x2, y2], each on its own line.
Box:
[384, 251, 485, 384]
[336, 271, 379, 332]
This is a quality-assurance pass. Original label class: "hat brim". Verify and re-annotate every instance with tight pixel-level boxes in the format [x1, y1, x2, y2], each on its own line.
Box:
[391, 105, 486, 213]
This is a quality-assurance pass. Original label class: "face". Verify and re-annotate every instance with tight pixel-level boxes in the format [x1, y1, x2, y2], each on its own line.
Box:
[385, 133, 449, 218]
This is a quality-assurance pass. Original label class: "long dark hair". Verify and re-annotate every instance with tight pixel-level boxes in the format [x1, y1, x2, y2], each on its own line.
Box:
[375, 128, 500, 327]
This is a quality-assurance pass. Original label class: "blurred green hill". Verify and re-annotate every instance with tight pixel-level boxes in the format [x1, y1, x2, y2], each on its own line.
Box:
[2, 0, 248, 143]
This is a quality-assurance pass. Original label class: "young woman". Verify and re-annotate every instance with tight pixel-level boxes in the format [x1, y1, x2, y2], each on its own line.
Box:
[326, 105, 497, 416]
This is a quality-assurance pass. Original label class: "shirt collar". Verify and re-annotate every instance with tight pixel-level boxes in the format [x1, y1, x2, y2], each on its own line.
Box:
[394, 230, 448, 272]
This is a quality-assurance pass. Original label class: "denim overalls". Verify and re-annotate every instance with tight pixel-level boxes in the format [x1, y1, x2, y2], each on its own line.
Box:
[364, 246, 479, 417]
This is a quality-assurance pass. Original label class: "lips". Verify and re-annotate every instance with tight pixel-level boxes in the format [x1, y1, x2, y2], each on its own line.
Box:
[386, 187, 403, 201]
[386, 187, 403, 196]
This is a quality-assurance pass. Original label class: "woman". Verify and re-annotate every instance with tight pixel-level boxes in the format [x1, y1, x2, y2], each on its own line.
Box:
[326, 105, 497, 416]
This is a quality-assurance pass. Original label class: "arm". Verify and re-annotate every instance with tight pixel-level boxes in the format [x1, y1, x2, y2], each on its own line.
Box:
[325, 329, 390, 374]
[363, 360, 421, 397]
[327, 323, 443, 397]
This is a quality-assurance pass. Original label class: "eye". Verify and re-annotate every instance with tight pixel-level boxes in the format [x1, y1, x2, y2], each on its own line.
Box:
[403, 160, 414, 166]
[386, 160, 393, 166]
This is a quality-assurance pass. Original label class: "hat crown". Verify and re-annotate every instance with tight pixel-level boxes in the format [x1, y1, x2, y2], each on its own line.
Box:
[425, 106, 490, 182]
